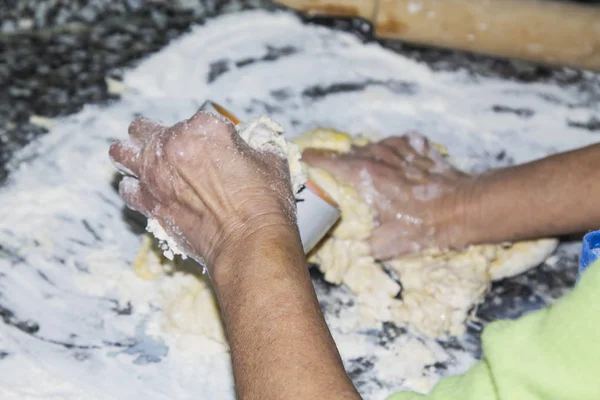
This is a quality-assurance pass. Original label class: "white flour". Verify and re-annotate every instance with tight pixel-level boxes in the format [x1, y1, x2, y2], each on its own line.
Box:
[0, 9, 597, 400]
[146, 219, 190, 261]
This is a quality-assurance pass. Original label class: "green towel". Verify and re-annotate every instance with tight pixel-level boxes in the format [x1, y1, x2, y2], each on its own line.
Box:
[388, 260, 600, 400]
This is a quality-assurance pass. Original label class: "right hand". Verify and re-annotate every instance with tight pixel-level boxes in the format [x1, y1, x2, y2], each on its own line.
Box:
[302, 132, 474, 260]
[109, 111, 301, 275]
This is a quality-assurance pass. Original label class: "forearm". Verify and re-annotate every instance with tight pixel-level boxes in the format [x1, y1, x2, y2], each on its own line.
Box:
[461, 143, 600, 245]
[212, 228, 361, 400]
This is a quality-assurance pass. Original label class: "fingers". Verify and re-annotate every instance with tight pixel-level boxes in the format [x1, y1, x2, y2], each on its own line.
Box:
[355, 143, 406, 169]
[301, 149, 361, 185]
[379, 136, 421, 157]
[185, 110, 237, 141]
[403, 131, 430, 155]
[109, 139, 142, 177]
[128, 117, 164, 144]
[118, 176, 149, 215]
[301, 148, 337, 168]
[110, 117, 163, 177]
[380, 135, 436, 171]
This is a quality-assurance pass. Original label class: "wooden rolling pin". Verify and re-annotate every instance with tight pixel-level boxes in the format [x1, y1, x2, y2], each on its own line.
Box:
[274, 0, 600, 71]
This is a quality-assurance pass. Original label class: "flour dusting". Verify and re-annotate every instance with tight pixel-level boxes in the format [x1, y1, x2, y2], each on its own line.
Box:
[146, 219, 189, 261]
[0, 10, 597, 400]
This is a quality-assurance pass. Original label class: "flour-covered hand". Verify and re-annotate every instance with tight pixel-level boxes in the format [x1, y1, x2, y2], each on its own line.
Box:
[302, 132, 472, 260]
[109, 111, 299, 273]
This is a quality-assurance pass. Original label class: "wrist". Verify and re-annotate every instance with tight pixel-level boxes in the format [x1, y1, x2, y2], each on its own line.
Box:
[210, 223, 305, 286]
[433, 176, 484, 249]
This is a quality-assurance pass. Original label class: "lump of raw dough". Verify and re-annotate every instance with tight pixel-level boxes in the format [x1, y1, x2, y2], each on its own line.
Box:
[133, 235, 227, 344]
[293, 128, 558, 337]
[237, 116, 306, 194]
[306, 166, 374, 240]
[133, 126, 558, 341]
[386, 246, 496, 336]
[488, 239, 559, 280]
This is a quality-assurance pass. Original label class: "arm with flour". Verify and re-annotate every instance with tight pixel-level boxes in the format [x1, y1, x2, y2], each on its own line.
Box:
[303, 139, 600, 259]
[109, 112, 361, 400]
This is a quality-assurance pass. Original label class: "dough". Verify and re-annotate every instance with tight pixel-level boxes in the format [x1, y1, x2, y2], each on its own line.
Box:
[294, 128, 558, 337]
[133, 235, 227, 344]
[488, 239, 559, 281]
[132, 116, 307, 343]
[133, 126, 558, 340]
[237, 116, 306, 194]
[386, 246, 496, 336]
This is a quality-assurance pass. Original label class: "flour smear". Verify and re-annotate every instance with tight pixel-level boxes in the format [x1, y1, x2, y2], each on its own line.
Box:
[0, 10, 598, 400]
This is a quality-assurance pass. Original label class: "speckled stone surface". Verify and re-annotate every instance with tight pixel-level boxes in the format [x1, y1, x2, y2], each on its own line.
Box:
[0, 0, 273, 180]
[2, 1, 599, 181]
[0, 2, 598, 394]
[0, 0, 597, 301]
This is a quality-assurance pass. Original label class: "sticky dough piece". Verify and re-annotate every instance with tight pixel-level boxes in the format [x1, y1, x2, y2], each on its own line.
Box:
[488, 238, 559, 281]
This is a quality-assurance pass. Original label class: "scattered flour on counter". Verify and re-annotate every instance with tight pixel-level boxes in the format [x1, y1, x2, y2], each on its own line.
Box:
[0, 9, 597, 400]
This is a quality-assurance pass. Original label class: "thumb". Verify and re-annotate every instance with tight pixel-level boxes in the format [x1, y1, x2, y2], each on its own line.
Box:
[301, 148, 362, 187]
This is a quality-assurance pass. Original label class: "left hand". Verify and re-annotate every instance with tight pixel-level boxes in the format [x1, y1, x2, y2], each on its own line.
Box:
[302, 132, 473, 260]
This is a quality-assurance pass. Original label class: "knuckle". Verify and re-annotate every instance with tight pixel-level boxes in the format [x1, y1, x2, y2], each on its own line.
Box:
[108, 140, 121, 160]
[188, 111, 234, 132]
[127, 118, 141, 132]
[382, 136, 404, 145]
[186, 111, 212, 128]
[163, 134, 187, 162]
[380, 137, 408, 152]
[179, 112, 238, 148]
[372, 144, 391, 157]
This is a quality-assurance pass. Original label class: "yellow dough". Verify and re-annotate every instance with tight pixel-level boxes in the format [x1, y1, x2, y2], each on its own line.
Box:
[294, 128, 558, 337]
[133, 235, 227, 344]
[132, 127, 558, 340]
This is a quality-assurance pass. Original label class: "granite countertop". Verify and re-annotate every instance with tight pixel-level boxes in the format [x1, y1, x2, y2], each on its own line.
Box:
[0, 0, 270, 180]
[2, 0, 599, 181]
[0, 1, 598, 396]
[0, 0, 597, 317]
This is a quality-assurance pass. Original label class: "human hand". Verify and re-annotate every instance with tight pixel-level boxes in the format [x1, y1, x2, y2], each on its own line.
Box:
[302, 132, 473, 260]
[109, 111, 300, 275]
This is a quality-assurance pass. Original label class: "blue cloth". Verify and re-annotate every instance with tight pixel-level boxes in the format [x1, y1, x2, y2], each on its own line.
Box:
[579, 230, 600, 276]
